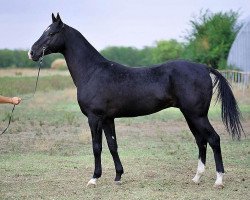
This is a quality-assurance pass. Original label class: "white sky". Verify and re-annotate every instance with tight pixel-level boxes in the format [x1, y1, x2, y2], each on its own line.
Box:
[0, 0, 249, 50]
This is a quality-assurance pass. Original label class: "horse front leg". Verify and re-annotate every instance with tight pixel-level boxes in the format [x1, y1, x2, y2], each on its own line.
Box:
[103, 118, 124, 184]
[87, 114, 103, 187]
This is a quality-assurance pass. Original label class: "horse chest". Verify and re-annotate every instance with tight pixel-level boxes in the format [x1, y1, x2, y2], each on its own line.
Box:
[76, 88, 106, 115]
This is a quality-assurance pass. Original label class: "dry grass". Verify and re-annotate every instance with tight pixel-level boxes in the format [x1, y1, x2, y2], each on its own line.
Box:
[0, 68, 69, 77]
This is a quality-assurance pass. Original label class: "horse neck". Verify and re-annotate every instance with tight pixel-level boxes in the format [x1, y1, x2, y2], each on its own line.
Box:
[61, 26, 106, 87]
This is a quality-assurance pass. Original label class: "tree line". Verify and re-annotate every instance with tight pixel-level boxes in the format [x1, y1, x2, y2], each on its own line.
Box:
[0, 10, 241, 69]
[0, 49, 62, 68]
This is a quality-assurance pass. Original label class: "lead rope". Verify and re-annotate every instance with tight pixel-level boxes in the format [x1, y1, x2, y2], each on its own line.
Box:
[0, 47, 46, 135]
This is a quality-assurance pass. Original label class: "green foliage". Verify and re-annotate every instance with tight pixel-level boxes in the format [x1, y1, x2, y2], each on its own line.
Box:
[152, 39, 184, 63]
[0, 49, 62, 68]
[101, 46, 138, 66]
[100, 41, 184, 67]
[182, 10, 241, 69]
[101, 46, 155, 67]
[137, 46, 155, 66]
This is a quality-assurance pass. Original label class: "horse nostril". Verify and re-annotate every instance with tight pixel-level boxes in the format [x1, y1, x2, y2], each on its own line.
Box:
[30, 50, 34, 56]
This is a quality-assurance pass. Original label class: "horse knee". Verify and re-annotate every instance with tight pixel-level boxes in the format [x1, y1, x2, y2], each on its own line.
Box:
[93, 143, 102, 156]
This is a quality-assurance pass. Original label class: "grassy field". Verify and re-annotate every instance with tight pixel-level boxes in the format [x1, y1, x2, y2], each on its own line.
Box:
[0, 67, 73, 98]
[0, 69, 249, 200]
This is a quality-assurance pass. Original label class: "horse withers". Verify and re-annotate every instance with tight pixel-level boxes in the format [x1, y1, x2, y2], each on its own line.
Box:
[28, 13, 244, 188]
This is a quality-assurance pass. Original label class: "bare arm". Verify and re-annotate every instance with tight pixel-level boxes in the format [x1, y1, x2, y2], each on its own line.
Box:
[0, 96, 21, 105]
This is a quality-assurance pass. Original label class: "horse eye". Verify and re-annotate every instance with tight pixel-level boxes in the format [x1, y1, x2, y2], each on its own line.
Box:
[49, 32, 54, 36]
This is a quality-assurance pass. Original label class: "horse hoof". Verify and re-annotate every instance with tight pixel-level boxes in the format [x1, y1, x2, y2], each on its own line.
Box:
[192, 177, 200, 184]
[115, 181, 121, 185]
[214, 184, 224, 189]
[87, 178, 97, 187]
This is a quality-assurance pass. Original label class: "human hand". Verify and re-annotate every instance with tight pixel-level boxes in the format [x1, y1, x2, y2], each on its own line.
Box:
[11, 97, 21, 105]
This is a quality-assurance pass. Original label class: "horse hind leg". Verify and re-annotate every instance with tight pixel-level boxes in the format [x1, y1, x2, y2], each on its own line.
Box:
[192, 139, 207, 184]
[185, 117, 207, 184]
[184, 114, 224, 188]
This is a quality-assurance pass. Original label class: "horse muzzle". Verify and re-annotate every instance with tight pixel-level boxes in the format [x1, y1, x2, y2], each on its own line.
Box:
[28, 49, 42, 61]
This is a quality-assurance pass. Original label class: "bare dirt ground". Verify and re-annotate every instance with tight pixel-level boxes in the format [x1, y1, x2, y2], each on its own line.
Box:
[0, 87, 249, 200]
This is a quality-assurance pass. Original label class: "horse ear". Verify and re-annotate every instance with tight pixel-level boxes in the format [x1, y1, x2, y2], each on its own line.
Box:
[56, 13, 62, 22]
[52, 13, 57, 23]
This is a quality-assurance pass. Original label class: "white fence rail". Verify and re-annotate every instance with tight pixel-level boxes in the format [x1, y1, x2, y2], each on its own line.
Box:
[220, 70, 250, 89]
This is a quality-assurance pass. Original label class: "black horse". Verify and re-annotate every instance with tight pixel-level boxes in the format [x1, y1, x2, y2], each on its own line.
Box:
[29, 13, 243, 188]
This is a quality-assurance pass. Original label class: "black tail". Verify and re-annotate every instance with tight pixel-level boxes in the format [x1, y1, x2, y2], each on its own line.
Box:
[209, 67, 244, 140]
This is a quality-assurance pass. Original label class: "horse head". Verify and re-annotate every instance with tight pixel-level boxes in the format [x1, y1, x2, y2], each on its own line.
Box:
[28, 13, 65, 61]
